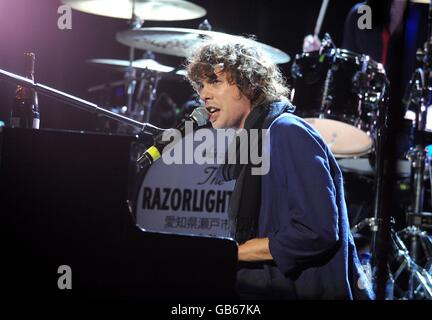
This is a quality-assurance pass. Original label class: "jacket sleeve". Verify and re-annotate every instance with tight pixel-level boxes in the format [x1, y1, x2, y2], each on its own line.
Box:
[266, 117, 340, 275]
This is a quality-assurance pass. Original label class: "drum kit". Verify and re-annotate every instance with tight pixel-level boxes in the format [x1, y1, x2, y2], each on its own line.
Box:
[62, 0, 290, 238]
[291, 38, 387, 158]
[292, 2, 432, 299]
[60, 0, 432, 299]
[291, 33, 432, 298]
[61, 0, 289, 133]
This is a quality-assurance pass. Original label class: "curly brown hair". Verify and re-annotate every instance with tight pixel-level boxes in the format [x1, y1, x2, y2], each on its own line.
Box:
[186, 38, 289, 108]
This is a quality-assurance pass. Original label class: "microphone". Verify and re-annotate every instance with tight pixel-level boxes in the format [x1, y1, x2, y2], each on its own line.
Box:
[136, 106, 210, 167]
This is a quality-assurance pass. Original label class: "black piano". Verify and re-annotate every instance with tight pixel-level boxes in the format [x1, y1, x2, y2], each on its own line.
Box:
[0, 127, 237, 300]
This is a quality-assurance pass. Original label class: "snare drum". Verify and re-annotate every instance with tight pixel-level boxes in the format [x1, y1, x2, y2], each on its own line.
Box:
[291, 49, 388, 158]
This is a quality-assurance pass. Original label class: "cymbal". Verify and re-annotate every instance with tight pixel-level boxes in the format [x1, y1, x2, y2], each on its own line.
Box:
[62, 0, 206, 21]
[87, 58, 175, 73]
[116, 27, 291, 64]
[410, 0, 429, 4]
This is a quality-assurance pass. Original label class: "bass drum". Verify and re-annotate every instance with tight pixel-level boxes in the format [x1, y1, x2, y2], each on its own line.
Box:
[291, 49, 388, 158]
[128, 128, 235, 238]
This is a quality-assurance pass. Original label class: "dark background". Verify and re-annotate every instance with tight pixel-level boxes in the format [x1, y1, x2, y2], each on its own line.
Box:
[1, 1, 431, 302]
[0, 0, 362, 131]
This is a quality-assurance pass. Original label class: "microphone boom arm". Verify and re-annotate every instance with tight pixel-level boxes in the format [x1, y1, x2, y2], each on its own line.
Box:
[0, 67, 163, 134]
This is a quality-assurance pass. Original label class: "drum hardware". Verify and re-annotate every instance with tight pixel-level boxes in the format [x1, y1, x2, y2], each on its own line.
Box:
[411, 0, 432, 4]
[393, 144, 432, 299]
[117, 0, 143, 128]
[54, 1, 209, 135]
[61, 1, 208, 129]
[0, 67, 165, 136]
[319, 33, 336, 55]
[125, 47, 137, 119]
[319, 38, 336, 118]
[86, 57, 183, 112]
[113, 25, 290, 132]
[407, 146, 427, 215]
[83, 0, 200, 132]
[87, 57, 169, 133]
[352, 217, 381, 235]
[347, 77, 421, 299]
[88, 78, 137, 94]
[406, 211, 432, 231]
[313, 0, 330, 39]
[134, 65, 161, 123]
[61, 0, 207, 21]
[299, 31, 393, 295]
[115, 27, 290, 64]
[370, 83, 393, 299]
[351, 201, 432, 299]
[372, 0, 432, 299]
[291, 43, 387, 157]
[390, 228, 432, 299]
[360, 72, 432, 301]
[86, 58, 175, 73]
[198, 19, 212, 31]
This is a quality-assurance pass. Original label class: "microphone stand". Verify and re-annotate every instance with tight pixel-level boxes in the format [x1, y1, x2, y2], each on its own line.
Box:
[0, 67, 164, 136]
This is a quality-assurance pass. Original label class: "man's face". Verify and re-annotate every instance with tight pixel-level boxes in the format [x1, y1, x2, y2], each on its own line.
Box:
[198, 70, 252, 129]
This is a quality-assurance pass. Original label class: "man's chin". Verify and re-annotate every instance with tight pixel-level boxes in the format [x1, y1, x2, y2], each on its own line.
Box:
[210, 121, 222, 129]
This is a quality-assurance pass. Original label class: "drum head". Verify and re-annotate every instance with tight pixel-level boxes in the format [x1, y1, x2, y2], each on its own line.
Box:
[304, 118, 373, 157]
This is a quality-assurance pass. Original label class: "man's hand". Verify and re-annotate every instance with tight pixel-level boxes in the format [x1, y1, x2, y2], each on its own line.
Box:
[238, 238, 273, 261]
[303, 34, 321, 53]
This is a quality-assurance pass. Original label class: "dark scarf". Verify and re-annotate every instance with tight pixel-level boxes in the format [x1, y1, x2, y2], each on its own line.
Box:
[219, 101, 294, 244]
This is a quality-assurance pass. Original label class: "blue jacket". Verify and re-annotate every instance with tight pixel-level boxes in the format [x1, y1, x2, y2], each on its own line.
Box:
[256, 110, 373, 299]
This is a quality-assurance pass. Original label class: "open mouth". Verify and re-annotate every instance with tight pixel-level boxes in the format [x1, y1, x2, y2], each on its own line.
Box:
[206, 106, 221, 121]
[206, 106, 220, 114]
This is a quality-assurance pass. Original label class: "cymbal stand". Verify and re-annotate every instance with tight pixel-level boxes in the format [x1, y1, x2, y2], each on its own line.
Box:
[391, 226, 432, 299]
[134, 51, 161, 123]
[125, 0, 143, 124]
[350, 55, 387, 257]
[397, 142, 432, 299]
[319, 33, 336, 117]
[125, 48, 137, 116]
[369, 68, 392, 299]
[390, 0, 432, 299]
[345, 44, 391, 300]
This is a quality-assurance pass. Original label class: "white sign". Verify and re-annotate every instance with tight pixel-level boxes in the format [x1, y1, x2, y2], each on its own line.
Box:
[135, 129, 235, 238]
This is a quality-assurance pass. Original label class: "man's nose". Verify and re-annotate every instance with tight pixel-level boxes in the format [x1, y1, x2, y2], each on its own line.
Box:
[199, 84, 212, 102]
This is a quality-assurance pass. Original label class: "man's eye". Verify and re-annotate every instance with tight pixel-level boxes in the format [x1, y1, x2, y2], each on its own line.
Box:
[209, 78, 221, 84]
